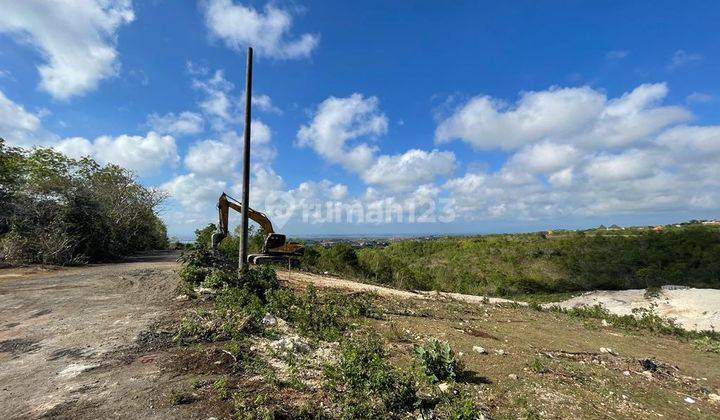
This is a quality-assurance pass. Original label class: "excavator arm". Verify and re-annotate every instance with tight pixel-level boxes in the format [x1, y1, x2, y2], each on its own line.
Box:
[211, 193, 275, 249]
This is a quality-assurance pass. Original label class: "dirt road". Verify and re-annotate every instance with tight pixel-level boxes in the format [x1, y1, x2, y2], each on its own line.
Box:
[0, 252, 184, 419]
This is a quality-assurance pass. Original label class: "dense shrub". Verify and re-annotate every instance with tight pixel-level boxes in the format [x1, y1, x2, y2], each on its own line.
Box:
[300, 226, 720, 297]
[0, 139, 167, 265]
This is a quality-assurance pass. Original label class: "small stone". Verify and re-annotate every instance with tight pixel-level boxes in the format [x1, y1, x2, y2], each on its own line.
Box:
[684, 397, 696, 404]
[708, 393, 720, 403]
[623, 371, 630, 376]
[262, 313, 277, 325]
[438, 382, 450, 392]
[175, 294, 189, 301]
[472, 346, 487, 354]
[495, 349, 506, 356]
[600, 347, 615, 355]
[508, 374, 519, 380]
[601, 319, 610, 327]
[641, 371, 653, 378]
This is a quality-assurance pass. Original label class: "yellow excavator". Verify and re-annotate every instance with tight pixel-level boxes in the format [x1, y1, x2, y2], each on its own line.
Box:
[210, 193, 304, 267]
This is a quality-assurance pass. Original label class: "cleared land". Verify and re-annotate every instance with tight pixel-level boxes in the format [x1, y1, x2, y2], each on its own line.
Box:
[1, 255, 719, 418]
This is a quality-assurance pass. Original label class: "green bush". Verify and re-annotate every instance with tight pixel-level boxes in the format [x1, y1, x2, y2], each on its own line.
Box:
[267, 286, 375, 341]
[414, 338, 462, 383]
[325, 332, 418, 418]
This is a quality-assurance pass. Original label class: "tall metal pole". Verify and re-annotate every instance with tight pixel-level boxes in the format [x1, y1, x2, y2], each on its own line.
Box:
[239, 47, 253, 271]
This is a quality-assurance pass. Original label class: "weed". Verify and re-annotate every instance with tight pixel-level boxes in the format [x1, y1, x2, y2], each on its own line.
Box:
[266, 286, 375, 341]
[549, 303, 720, 344]
[384, 321, 414, 343]
[213, 376, 230, 400]
[325, 332, 418, 418]
[415, 338, 462, 383]
[439, 391, 482, 420]
[693, 336, 720, 354]
[168, 388, 193, 405]
[530, 358, 548, 374]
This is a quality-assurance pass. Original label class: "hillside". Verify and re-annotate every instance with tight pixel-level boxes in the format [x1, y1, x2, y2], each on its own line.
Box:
[300, 225, 720, 298]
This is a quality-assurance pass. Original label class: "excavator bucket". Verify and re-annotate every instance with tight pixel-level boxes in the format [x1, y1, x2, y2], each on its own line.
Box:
[210, 230, 226, 250]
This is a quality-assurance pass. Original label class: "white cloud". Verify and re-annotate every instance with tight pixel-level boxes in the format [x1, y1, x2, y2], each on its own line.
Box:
[668, 50, 703, 70]
[584, 150, 655, 182]
[363, 149, 456, 191]
[0, 89, 63, 148]
[0, 89, 47, 146]
[252, 93, 282, 114]
[184, 139, 236, 177]
[686, 92, 714, 104]
[162, 173, 228, 213]
[298, 93, 387, 172]
[0, 0, 134, 99]
[548, 167, 574, 187]
[146, 111, 204, 136]
[193, 69, 279, 129]
[435, 83, 690, 150]
[436, 86, 605, 149]
[298, 94, 458, 191]
[202, 0, 319, 59]
[55, 131, 178, 175]
[656, 125, 720, 155]
[53, 136, 94, 158]
[605, 50, 629, 60]
[506, 141, 578, 174]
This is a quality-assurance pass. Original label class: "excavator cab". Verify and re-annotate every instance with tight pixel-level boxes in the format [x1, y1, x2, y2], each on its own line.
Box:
[263, 233, 287, 253]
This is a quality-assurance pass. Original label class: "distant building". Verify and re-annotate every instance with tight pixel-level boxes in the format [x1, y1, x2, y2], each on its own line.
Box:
[702, 220, 720, 225]
[653, 225, 664, 231]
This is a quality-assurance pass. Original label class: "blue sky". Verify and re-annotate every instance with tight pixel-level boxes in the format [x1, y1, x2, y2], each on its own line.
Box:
[1, 0, 719, 239]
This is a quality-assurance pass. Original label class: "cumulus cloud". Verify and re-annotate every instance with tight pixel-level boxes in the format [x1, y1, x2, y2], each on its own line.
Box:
[55, 131, 178, 175]
[184, 140, 236, 177]
[506, 141, 578, 174]
[146, 111, 204, 136]
[298, 93, 387, 172]
[0, 0, 134, 99]
[434, 81, 720, 224]
[298, 94, 457, 191]
[162, 173, 228, 213]
[435, 83, 689, 150]
[363, 149, 456, 191]
[584, 150, 655, 182]
[193, 69, 280, 129]
[0, 89, 50, 147]
[202, 0, 318, 59]
[656, 125, 720, 156]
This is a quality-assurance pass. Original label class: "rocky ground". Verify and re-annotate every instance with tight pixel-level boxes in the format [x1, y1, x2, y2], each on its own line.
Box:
[1, 254, 719, 418]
